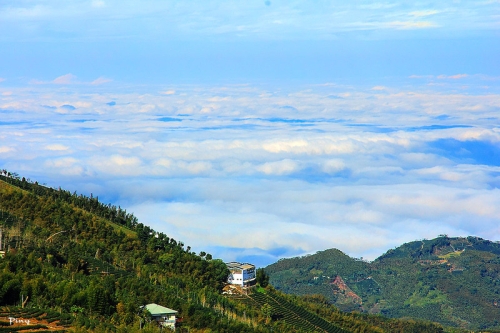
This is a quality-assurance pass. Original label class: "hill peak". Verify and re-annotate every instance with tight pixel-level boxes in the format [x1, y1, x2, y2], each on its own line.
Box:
[375, 235, 500, 262]
[265, 235, 500, 330]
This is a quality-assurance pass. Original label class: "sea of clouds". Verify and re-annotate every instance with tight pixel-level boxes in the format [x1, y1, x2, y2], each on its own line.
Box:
[1, 76, 500, 266]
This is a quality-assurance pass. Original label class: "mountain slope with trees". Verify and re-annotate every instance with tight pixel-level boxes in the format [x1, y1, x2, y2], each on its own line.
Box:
[0, 171, 479, 332]
[0, 173, 251, 332]
[265, 236, 500, 331]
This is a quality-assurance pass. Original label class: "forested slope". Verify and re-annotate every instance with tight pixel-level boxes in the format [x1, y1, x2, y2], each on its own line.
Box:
[266, 236, 500, 331]
[0, 171, 478, 332]
[0, 174, 267, 332]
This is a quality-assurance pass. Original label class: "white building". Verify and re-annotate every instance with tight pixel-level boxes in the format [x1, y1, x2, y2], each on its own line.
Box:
[226, 262, 256, 287]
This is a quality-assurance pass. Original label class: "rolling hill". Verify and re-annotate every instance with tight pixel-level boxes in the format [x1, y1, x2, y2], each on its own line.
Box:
[265, 236, 500, 331]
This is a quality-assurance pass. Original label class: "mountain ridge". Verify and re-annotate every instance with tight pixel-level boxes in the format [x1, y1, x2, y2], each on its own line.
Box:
[265, 236, 500, 330]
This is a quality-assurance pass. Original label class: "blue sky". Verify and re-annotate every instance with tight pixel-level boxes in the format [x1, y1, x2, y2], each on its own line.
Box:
[1, 0, 500, 266]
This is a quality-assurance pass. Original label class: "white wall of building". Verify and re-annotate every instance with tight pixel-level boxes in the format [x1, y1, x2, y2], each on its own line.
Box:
[227, 263, 256, 286]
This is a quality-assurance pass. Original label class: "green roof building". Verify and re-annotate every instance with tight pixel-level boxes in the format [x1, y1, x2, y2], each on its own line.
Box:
[144, 303, 177, 330]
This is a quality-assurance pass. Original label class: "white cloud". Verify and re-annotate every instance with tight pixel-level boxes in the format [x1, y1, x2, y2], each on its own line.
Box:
[29, 75, 112, 86]
[87, 155, 143, 176]
[262, 140, 308, 153]
[177, 161, 212, 174]
[109, 155, 142, 167]
[0, 146, 13, 153]
[45, 144, 69, 151]
[257, 159, 299, 175]
[53, 73, 77, 84]
[387, 21, 439, 29]
[91, 77, 112, 85]
[155, 158, 172, 168]
[322, 159, 346, 174]
[139, 104, 156, 113]
[409, 10, 440, 17]
[409, 75, 434, 79]
[45, 157, 78, 168]
[44, 157, 85, 176]
[0, 101, 24, 109]
[437, 74, 469, 79]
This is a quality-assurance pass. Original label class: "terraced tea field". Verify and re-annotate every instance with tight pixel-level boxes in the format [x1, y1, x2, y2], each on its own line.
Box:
[247, 290, 349, 333]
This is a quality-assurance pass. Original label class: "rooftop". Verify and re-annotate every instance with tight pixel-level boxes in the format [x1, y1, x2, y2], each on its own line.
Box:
[226, 262, 255, 270]
[144, 303, 177, 316]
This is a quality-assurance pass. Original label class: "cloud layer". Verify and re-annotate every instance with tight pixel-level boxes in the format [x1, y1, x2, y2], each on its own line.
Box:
[1, 77, 499, 266]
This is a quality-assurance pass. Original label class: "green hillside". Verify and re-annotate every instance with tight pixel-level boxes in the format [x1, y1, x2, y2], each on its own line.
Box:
[0, 174, 254, 332]
[0, 171, 482, 332]
[265, 236, 500, 331]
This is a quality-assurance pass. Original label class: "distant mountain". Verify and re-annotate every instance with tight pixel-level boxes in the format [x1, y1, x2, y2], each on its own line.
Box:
[265, 236, 500, 330]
